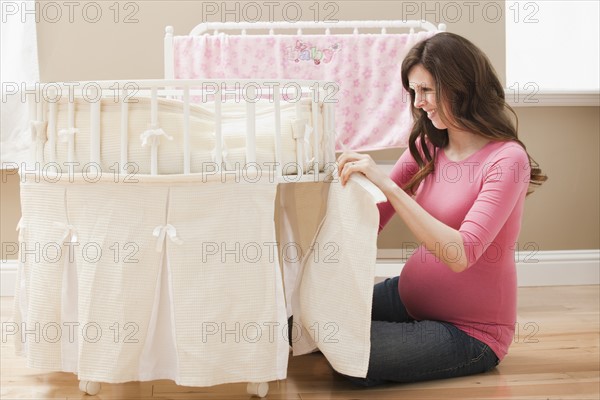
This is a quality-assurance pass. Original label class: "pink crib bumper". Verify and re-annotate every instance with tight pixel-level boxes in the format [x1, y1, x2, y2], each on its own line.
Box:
[174, 31, 436, 151]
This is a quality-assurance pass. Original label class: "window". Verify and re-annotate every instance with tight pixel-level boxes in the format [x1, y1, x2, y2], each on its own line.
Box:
[506, 0, 599, 92]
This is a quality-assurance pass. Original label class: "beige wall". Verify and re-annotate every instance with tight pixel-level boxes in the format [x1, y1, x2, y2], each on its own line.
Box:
[0, 170, 22, 259]
[1, 1, 598, 258]
[375, 106, 600, 251]
[34, 0, 505, 82]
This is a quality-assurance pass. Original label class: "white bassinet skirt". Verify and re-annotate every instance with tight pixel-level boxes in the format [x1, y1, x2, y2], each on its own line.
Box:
[14, 173, 384, 385]
[14, 175, 288, 385]
[14, 183, 69, 370]
[291, 175, 385, 378]
[164, 183, 288, 386]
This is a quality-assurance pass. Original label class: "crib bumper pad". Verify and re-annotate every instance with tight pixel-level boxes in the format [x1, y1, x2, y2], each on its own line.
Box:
[35, 97, 330, 176]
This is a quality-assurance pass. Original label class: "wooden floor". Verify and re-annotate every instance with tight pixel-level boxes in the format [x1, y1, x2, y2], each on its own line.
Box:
[1, 285, 599, 400]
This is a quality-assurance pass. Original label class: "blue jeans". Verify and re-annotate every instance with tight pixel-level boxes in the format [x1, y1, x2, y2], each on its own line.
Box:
[342, 277, 499, 387]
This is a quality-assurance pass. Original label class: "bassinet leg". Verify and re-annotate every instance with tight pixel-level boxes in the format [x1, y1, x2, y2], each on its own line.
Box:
[79, 380, 101, 395]
[246, 382, 269, 398]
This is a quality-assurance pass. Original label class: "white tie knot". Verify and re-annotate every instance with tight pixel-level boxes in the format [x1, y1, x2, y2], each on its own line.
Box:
[54, 222, 78, 244]
[152, 224, 183, 252]
[140, 126, 173, 148]
[58, 128, 79, 143]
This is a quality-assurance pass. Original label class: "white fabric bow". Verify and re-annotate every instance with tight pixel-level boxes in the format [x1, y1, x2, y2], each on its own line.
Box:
[140, 126, 173, 148]
[302, 123, 315, 169]
[53, 222, 78, 244]
[210, 139, 232, 170]
[58, 128, 79, 143]
[16, 217, 24, 242]
[292, 118, 315, 172]
[152, 224, 183, 252]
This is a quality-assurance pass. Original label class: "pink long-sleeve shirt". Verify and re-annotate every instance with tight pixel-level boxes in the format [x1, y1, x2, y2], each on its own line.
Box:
[378, 140, 531, 360]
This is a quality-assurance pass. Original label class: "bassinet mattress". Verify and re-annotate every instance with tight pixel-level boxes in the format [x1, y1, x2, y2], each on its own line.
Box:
[34, 96, 329, 175]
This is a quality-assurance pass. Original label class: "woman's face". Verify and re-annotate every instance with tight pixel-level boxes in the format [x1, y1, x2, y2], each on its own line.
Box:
[407, 64, 448, 130]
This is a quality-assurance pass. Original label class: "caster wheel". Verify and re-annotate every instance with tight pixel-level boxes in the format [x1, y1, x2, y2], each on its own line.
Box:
[246, 382, 269, 398]
[79, 380, 101, 395]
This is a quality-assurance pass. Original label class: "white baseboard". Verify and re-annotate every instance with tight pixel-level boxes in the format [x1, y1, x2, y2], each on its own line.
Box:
[1, 260, 18, 297]
[1, 250, 599, 296]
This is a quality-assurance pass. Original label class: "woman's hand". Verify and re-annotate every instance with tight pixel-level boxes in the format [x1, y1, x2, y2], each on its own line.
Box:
[337, 152, 395, 193]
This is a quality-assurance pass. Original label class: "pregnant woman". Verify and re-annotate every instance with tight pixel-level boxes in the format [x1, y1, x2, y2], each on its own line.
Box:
[337, 32, 547, 386]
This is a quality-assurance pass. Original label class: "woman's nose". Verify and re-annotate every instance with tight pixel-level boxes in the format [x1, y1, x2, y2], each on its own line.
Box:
[414, 91, 426, 108]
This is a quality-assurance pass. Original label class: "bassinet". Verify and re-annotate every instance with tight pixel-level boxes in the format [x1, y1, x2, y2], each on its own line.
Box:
[15, 79, 335, 397]
[12, 19, 444, 397]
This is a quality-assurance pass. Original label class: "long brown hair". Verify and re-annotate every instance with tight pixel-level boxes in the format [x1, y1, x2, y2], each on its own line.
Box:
[400, 32, 546, 195]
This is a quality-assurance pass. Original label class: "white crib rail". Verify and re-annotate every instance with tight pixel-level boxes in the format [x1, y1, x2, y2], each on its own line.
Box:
[189, 19, 446, 36]
[46, 90, 57, 163]
[120, 88, 129, 173]
[273, 86, 283, 178]
[27, 79, 333, 180]
[183, 86, 191, 174]
[246, 85, 257, 165]
[90, 91, 101, 165]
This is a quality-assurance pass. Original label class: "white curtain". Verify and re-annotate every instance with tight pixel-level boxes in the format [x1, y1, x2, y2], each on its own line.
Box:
[1, 0, 40, 166]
